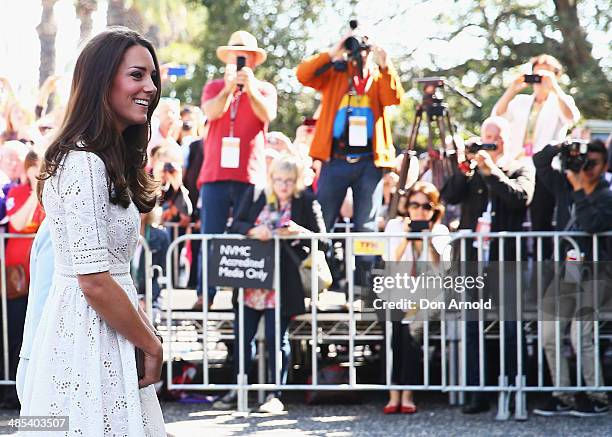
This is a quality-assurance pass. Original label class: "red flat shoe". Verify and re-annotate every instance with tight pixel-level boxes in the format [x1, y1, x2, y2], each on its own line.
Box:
[401, 404, 417, 414]
[383, 404, 400, 414]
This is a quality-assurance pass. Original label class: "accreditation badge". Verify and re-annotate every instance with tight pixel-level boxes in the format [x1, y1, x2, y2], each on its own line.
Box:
[221, 137, 240, 168]
[348, 116, 368, 147]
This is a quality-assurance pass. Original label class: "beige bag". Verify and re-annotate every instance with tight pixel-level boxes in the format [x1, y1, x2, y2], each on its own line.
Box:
[299, 250, 332, 297]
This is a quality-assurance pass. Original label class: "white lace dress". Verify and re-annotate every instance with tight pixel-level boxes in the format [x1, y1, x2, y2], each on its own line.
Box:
[19, 150, 166, 436]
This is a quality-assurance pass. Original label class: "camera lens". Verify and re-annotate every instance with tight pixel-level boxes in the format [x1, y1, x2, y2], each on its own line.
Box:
[343, 36, 360, 52]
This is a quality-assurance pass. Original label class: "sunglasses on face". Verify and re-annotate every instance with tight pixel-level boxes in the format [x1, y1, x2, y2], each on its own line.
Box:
[408, 201, 433, 211]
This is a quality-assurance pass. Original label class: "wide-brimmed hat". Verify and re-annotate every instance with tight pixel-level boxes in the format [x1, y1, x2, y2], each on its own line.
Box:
[216, 30, 267, 66]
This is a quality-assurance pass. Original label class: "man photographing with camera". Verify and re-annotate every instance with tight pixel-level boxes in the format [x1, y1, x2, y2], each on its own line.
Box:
[441, 116, 535, 414]
[296, 21, 404, 235]
[194, 30, 277, 310]
[532, 139, 611, 417]
[493, 54, 580, 258]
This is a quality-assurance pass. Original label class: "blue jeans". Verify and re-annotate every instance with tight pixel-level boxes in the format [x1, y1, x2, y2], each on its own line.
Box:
[197, 181, 252, 299]
[316, 157, 383, 232]
[233, 307, 291, 392]
[317, 157, 383, 287]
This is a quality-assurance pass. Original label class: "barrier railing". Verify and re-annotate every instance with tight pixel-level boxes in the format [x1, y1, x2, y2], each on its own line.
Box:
[161, 230, 612, 419]
[3, 227, 610, 419]
[0, 233, 155, 386]
[0, 233, 35, 385]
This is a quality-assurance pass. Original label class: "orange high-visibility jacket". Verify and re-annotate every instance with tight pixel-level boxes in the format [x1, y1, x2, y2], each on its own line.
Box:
[296, 52, 404, 168]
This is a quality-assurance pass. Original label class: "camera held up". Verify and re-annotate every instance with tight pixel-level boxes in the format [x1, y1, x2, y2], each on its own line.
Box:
[558, 139, 589, 173]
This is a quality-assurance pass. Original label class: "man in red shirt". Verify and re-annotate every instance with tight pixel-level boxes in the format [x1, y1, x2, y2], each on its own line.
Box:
[194, 30, 277, 309]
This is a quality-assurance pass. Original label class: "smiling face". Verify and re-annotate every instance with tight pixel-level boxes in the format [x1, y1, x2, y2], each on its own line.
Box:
[108, 44, 158, 133]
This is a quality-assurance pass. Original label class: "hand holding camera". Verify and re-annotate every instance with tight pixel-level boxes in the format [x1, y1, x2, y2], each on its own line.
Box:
[565, 169, 583, 191]
[329, 32, 355, 60]
[370, 45, 388, 68]
[223, 64, 238, 94]
[509, 74, 529, 94]
[474, 150, 496, 176]
[236, 66, 255, 94]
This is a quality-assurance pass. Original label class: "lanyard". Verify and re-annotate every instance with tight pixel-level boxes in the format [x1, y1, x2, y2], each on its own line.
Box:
[229, 92, 242, 137]
[352, 74, 372, 95]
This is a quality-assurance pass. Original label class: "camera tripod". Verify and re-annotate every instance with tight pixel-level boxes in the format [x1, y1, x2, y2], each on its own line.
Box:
[388, 77, 482, 219]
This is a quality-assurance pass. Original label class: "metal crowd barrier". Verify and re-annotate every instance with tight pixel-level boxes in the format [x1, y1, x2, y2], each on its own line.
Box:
[0, 232, 156, 385]
[0, 233, 35, 385]
[160, 230, 612, 419]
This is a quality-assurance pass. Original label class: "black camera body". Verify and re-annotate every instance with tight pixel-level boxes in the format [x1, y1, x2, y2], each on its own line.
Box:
[467, 141, 497, 154]
[344, 19, 370, 57]
[523, 74, 542, 84]
[559, 139, 588, 172]
[344, 20, 370, 78]
[314, 20, 371, 79]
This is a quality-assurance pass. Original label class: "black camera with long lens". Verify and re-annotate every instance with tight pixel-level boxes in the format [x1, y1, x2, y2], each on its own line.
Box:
[314, 19, 371, 78]
[467, 141, 497, 154]
[343, 19, 370, 78]
[559, 139, 588, 172]
[343, 20, 370, 58]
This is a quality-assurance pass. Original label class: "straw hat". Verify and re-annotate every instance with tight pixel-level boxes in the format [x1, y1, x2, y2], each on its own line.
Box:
[216, 30, 267, 66]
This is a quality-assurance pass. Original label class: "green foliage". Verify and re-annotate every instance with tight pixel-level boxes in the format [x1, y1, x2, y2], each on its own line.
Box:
[409, 0, 612, 132]
[174, 0, 325, 137]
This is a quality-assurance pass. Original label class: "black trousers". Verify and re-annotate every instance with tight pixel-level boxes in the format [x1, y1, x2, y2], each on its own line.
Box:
[530, 176, 555, 259]
[389, 322, 422, 386]
[465, 320, 519, 387]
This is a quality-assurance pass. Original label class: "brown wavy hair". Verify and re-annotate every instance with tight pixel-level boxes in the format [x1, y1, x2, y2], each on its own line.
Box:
[406, 181, 445, 225]
[38, 27, 161, 212]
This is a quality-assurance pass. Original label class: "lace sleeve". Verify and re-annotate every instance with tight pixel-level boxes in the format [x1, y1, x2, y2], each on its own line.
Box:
[58, 150, 110, 274]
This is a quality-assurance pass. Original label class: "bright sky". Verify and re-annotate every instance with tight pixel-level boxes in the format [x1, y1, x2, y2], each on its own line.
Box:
[0, 0, 609, 108]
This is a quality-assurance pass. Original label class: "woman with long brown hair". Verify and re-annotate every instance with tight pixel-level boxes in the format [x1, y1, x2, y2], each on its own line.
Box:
[19, 27, 165, 435]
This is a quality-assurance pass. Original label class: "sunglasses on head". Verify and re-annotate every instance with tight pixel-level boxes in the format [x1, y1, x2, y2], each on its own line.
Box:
[408, 201, 433, 211]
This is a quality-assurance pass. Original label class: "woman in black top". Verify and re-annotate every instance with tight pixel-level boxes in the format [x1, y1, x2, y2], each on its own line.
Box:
[213, 154, 325, 413]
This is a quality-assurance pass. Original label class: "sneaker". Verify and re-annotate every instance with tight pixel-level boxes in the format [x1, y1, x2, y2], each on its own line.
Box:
[569, 397, 609, 417]
[258, 395, 285, 414]
[212, 390, 237, 410]
[533, 397, 572, 416]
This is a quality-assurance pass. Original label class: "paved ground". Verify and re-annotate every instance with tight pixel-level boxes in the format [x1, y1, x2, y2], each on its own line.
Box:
[158, 393, 611, 437]
[3, 392, 606, 436]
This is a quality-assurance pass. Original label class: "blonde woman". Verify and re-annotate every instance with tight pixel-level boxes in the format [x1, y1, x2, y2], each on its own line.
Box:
[212, 155, 325, 413]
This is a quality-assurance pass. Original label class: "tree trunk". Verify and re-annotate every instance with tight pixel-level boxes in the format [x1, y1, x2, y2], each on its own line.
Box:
[36, 0, 59, 87]
[107, 0, 128, 26]
[553, 0, 598, 76]
[75, 0, 97, 45]
[107, 0, 144, 33]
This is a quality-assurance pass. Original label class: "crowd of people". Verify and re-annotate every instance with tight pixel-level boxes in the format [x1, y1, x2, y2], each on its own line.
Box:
[0, 24, 611, 426]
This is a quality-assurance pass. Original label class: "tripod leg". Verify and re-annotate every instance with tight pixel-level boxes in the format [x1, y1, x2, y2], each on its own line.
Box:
[389, 109, 423, 219]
